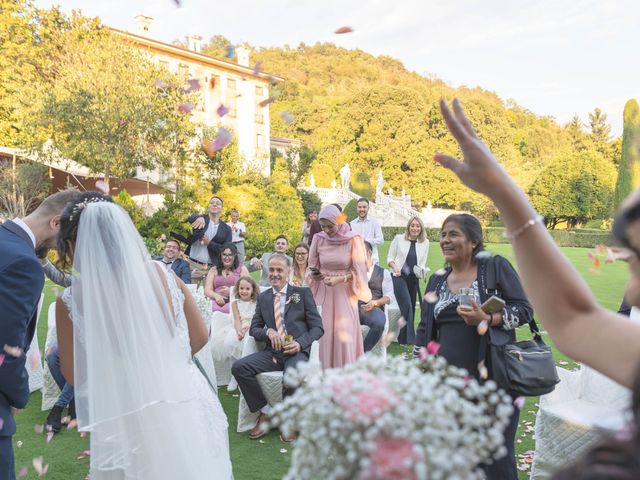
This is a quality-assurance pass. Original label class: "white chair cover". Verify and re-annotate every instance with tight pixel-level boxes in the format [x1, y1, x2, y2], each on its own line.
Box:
[384, 300, 403, 343]
[531, 309, 639, 478]
[26, 293, 44, 392]
[360, 308, 390, 358]
[41, 302, 60, 411]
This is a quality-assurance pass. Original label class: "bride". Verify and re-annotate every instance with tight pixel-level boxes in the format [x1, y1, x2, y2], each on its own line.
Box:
[54, 192, 233, 479]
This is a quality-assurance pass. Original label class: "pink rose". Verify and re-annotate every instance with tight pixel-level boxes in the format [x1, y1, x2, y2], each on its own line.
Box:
[366, 436, 420, 480]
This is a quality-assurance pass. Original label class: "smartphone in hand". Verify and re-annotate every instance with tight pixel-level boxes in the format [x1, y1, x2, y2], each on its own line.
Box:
[481, 295, 506, 314]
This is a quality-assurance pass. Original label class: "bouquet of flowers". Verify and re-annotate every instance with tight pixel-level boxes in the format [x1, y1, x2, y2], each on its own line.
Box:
[270, 354, 513, 480]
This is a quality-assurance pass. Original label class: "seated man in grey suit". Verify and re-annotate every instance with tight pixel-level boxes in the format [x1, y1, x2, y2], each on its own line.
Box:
[246, 235, 292, 287]
[359, 241, 395, 351]
[153, 239, 192, 284]
[232, 253, 323, 442]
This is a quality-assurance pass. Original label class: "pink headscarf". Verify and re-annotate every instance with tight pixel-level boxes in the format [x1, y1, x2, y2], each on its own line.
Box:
[317, 204, 359, 244]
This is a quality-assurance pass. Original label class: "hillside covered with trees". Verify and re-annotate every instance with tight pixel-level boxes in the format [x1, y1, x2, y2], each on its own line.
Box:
[204, 36, 622, 225]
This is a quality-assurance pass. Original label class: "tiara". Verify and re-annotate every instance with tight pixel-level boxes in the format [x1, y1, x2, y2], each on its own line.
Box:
[69, 197, 109, 222]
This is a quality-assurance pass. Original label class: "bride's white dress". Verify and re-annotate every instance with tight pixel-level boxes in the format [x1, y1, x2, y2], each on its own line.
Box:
[62, 266, 233, 479]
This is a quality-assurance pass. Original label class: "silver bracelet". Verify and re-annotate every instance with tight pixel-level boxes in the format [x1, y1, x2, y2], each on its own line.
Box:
[503, 215, 544, 241]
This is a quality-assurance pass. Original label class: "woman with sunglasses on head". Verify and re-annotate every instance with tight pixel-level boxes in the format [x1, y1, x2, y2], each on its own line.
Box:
[435, 98, 640, 479]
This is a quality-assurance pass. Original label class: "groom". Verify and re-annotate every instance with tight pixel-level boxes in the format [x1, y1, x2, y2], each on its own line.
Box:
[0, 190, 77, 479]
[231, 254, 323, 442]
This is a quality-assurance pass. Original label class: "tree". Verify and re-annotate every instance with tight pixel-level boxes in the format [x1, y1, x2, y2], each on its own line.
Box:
[297, 189, 321, 216]
[529, 150, 616, 228]
[614, 99, 640, 208]
[588, 108, 612, 144]
[28, 18, 197, 188]
[0, 159, 51, 217]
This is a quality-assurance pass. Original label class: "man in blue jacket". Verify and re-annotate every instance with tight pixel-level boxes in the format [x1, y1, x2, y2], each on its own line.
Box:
[153, 239, 192, 284]
[0, 190, 77, 480]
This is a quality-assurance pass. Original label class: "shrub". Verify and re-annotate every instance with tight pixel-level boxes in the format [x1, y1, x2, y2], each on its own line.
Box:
[298, 189, 322, 216]
[113, 190, 145, 230]
[351, 171, 373, 199]
[140, 188, 201, 241]
[343, 199, 358, 221]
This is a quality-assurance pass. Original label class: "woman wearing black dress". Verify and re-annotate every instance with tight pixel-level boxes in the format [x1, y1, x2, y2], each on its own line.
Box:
[415, 213, 533, 480]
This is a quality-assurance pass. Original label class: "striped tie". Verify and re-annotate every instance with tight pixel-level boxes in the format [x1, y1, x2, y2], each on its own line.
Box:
[274, 291, 284, 337]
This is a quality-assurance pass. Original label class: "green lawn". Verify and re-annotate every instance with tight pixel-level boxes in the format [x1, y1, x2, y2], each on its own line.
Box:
[13, 242, 628, 479]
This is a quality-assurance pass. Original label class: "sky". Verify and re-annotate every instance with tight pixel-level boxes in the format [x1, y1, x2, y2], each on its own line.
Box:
[36, 0, 640, 137]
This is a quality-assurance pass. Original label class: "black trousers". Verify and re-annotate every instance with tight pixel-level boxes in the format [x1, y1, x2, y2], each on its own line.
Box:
[231, 349, 309, 413]
[482, 401, 520, 479]
[0, 436, 15, 480]
[358, 305, 386, 352]
[392, 273, 420, 345]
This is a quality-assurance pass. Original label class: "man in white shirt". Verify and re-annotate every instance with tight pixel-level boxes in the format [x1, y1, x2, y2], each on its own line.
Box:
[349, 197, 384, 264]
[359, 241, 395, 352]
[227, 209, 247, 263]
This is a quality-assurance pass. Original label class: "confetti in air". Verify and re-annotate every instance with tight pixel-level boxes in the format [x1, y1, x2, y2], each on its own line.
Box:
[426, 340, 440, 356]
[513, 396, 525, 410]
[253, 61, 263, 76]
[433, 268, 448, 276]
[187, 78, 201, 92]
[178, 103, 194, 114]
[225, 45, 235, 58]
[334, 26, 354, 34]
[0, 353, 5, 367]
[423, 291, 438, 303]
[211, 127, 232, 152]
[95, 180, 109, 194]
[280, 111, 294, 124]
[32, 457, 49, 477]
[477, 320, 488, 336]
[216, 104, 229, 117]
[4, 345, 23, 357]
[18, 467, 28, 479]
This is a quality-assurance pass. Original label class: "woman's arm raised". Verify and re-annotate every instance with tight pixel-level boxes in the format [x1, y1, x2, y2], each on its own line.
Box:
[435, 97, 640, 387]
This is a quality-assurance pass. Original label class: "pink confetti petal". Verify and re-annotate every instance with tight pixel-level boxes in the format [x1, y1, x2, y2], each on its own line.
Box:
[187, 78, 201, 91]
[32, 457, 49, 476]
[211, 127, 232, 152]
[216, 104, 229, 117]
[513, 396, 525, 410]
[95, 180, 109, 194]
[178, 103, 193, 114]
[423, 291, 438, 303]
[28, 350, 41, 370]
[478, 361, 488, 380]
[46, 430, 54, 443]
[253, 61, 263, 76]
[476, 320, 488, 336]
[3, 345, 23, 357]
[334, 26, 354, 34]
[80, 431, 87, 438]
[67, 419, 78, 430]
[0, 353, 5, 367]
[280, 111, 293, 124]
[0, 418, 3, 431]
[18, 467, 28, 479]
[426, 340, 440, 356]
[34, 424, 44, 434]
[418, 347, 428, 361]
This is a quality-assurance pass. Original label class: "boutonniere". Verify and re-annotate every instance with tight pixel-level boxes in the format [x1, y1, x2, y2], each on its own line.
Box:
[286, 292, 301, 305]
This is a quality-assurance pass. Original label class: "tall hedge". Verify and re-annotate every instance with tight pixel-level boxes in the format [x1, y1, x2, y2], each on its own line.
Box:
[614, 99, 640, 208]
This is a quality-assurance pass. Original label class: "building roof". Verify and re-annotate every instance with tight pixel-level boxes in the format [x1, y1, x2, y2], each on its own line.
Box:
[108, 27, 284, 84]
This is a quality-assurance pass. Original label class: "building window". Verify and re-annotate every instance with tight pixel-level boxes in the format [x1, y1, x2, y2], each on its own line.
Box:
[255, 86, 264, 97]
[255, 111, 264, 124]
[256, 133, 263, 149]
[159, 60, 169, 71]
[178, 63, 189, 77]
[227, 78, 236, 90]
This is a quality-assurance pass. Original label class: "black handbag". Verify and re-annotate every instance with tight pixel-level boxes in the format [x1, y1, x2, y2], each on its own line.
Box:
[485, 258, 560, 397]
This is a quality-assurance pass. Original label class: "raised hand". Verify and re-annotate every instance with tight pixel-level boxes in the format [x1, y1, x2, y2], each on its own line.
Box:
[434, 98, 515, 199]
[192, 217, 206, 229]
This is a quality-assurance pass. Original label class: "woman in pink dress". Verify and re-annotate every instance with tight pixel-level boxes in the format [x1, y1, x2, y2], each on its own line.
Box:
[204, 243, 249, 314]
[307, 205, 371, 368]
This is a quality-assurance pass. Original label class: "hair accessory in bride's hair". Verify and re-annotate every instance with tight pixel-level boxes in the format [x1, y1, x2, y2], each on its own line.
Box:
[69, 196, 110, 222]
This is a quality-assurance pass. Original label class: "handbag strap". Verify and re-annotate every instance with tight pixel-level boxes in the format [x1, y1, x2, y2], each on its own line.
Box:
[485, 256, 544, 342]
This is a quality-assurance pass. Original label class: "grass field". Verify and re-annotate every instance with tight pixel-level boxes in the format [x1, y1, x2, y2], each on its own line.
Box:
[13, 241, 629, 479]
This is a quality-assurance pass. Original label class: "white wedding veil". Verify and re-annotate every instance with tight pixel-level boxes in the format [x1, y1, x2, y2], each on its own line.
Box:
[70, 201, 220, 479]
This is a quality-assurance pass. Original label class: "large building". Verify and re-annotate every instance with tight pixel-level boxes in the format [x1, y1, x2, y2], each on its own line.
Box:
[110, 15, 284, 180]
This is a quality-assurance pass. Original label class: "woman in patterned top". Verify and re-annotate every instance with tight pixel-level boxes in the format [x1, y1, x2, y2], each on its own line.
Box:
[415, 213, 533, 480]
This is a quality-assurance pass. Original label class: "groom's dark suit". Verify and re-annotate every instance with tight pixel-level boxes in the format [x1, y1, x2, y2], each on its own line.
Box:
[0, 221, 44, 480]
[232, 284, 323, 413]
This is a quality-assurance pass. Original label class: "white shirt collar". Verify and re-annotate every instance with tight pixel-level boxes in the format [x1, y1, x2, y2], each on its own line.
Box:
[12, 218, 36, 248]
[272, 283, 289, 296]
